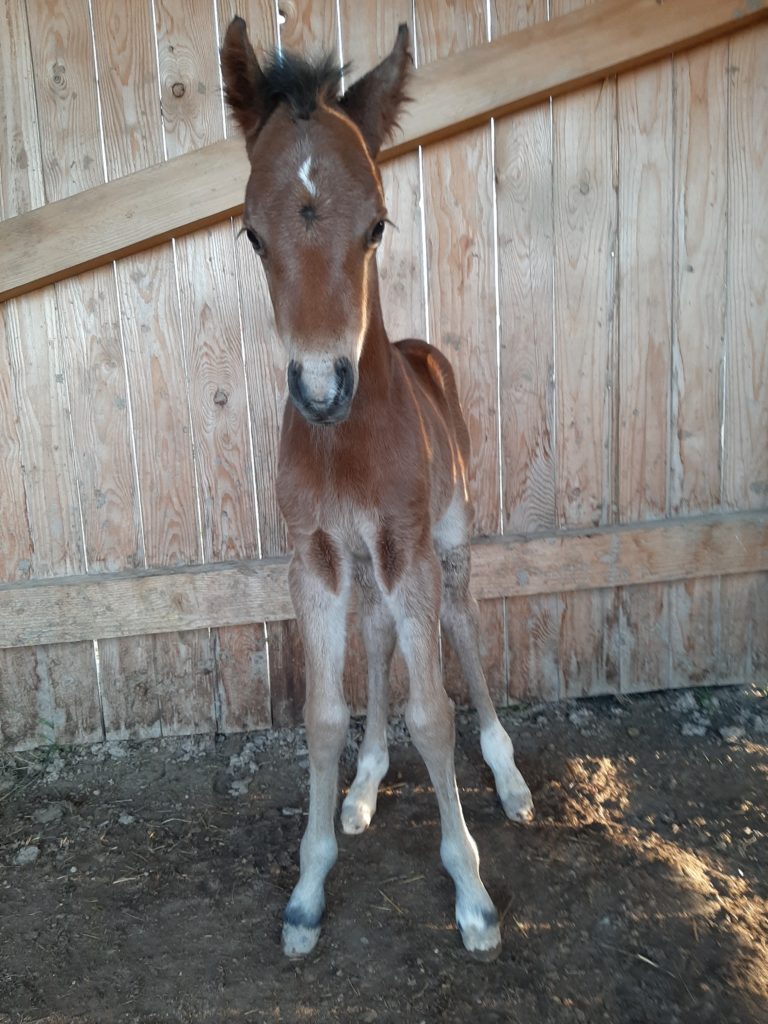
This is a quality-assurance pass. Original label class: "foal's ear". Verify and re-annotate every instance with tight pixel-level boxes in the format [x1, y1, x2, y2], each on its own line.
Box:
[221, 17, 272, 144]
[340, 24, 412, 158]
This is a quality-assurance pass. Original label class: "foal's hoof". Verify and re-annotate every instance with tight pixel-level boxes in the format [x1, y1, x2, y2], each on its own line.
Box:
[340, 795, 373, 835]
[282, 921, 321, 958]
[282, 904, 322, 958]
[500, 784, 535, 824]
[458, 910, 502, 962]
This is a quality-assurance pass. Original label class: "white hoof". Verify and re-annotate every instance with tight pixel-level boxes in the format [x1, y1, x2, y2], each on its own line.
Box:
[282, 920, 321, 958]
[340, 755, 387, 835]
[480, 722, 534, 823]
[340, 793, 374, 835]
[498, 780, 534, 823]
[457, 908, 502, 962]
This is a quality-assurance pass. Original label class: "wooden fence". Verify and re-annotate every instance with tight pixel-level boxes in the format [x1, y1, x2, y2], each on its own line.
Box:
[0, 0, 766, 750]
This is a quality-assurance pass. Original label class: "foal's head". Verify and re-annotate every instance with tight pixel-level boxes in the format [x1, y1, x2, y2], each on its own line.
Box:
[221, 19, 411, 425]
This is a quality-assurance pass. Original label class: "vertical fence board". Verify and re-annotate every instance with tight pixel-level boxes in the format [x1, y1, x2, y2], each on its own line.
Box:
[0, 3, 43, 748]
[668, 42, 728, 687]
[551, 0, 618, 699]
[723, 24, 768, 684]
[416, 0, 506, 707]
[0, 0, 101, 749]
[279, 0, 337, 52]
[156, 0, 269, 732]
[27, 0, 146, 742]
[617, 60, 674, 694]
[92, 0, 215, 738]
[494, 0, 562, 703]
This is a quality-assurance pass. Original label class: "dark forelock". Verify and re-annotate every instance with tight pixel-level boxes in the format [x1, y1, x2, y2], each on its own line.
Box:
[263, 49, 346, 120]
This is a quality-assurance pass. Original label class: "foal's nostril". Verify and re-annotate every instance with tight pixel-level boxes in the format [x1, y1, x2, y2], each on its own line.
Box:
[334, 357, 354, 402]
[287, 359, 304, 407]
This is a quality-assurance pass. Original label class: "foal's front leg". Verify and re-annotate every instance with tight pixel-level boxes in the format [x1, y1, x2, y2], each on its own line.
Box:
[282, 553, 350, 958]
[386, 550, 502, 959]
[341, 560, 395, 834]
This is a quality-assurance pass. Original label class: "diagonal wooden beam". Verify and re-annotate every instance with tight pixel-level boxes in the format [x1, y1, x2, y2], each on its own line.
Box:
[0, 0, 765, 302]
[0, 512, 766, 648]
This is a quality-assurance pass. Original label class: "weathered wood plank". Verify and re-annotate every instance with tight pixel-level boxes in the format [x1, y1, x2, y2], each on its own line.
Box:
[0, 0, 54, 750]
[0, 514, 764, 649]
[2, 0, 765, 302]
[494, 0, 560, 704]
[0, 0, 102, 748]
[722, 24, 768, 686]
[552, 0, 618, 699]
[92, 0, 215, 739]
[279, 0, 337, 52]
[616, 59, 674, 694]
[668, 41, 729, 688]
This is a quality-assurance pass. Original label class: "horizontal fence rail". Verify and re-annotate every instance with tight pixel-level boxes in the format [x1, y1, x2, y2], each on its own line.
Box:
[1, 512, 765, 649]
[0, 0, 765, 301]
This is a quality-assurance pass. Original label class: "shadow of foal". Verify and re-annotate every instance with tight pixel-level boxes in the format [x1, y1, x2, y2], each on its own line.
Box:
[221, 18, 533, 960]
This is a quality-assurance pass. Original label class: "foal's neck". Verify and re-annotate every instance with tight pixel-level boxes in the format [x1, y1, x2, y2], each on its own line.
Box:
[356, 266, 392, 401]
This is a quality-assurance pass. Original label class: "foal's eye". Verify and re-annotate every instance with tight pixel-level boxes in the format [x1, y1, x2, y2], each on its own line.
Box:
[245, 228, 265, 255]
[367, 220, 386, 248]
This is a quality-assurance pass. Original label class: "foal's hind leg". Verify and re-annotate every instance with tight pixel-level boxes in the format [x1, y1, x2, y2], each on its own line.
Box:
[439, 543, 534, 822]
[341, 562, 395, 835]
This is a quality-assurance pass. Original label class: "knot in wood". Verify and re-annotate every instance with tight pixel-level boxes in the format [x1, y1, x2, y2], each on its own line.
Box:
[52, 62, 65, 87]
[213, 387, 229, 406]
[171, 81, 186, 98]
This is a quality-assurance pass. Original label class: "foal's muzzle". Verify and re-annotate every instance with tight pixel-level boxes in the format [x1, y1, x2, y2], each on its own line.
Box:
[287, 357, 356, 425]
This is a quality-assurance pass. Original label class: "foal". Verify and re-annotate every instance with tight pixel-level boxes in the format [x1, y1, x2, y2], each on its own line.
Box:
[221, 19, 533, 960]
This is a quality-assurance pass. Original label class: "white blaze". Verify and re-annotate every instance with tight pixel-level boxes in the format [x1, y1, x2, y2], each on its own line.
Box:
[298, 155, 317, 197]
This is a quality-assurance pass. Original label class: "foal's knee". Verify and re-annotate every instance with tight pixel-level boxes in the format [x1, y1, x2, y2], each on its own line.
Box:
[305, 697, 349, 765]
[406, 687, 455, 755]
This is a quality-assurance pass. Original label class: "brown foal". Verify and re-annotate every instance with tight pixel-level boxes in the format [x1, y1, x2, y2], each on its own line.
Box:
[221, 18, 533, 960]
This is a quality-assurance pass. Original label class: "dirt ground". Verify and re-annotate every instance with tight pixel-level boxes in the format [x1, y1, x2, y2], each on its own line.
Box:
[1, 685, 767, 1024]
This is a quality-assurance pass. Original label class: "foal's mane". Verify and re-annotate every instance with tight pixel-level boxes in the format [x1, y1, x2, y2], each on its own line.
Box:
[263, 50, 346, 120]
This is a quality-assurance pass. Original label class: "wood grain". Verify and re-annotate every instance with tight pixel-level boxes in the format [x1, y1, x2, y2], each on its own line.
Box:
[616, 59, 674, 694]
[4, 0, 766, 303]
[493, 0, 561, 703]
[552, 0, 618, 699]
[668, 41, 729, 688]
[279, 0, 337, 53]
[722, 24, 768, 686]
[0, 0, 49, 749]
[92, 0, 214, 739]
[0, 0, 102, 748]
[26, 0, 146, 743]
[25, 0, 142, 572]
[158, 0, 268, 733]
